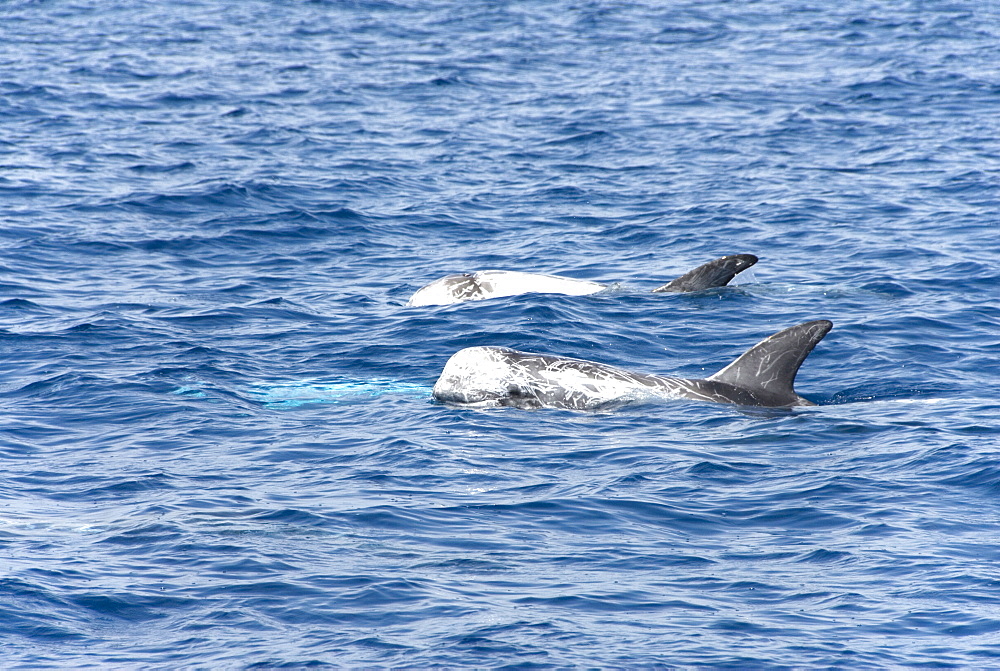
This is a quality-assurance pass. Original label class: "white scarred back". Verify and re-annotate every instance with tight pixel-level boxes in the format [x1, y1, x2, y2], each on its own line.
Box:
[409, 271, 605, 306]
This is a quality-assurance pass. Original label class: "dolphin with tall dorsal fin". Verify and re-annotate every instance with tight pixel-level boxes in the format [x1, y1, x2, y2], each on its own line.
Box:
[432, 320, 832, 410]
[408, 254, 758, 307]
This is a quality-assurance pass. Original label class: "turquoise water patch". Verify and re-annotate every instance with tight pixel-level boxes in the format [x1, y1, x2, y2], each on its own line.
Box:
[247, 378, 433, 409]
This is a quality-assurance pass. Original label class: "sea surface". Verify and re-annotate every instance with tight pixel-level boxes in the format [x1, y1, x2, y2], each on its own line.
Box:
[2, 0, 999, 668]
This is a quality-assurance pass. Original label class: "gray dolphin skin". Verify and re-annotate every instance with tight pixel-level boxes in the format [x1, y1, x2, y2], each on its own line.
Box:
[433, 320, 832, 410]
[408, 254, 758, 306]
[650, 253, 758, 293]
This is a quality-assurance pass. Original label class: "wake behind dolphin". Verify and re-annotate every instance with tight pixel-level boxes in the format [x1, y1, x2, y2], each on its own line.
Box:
[408, 254, 758, 307]
[433, 320, 832, 410]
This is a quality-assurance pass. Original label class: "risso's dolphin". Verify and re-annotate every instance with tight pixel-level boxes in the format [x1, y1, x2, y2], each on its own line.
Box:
[433, 320, 832, 410]
[408, 254, 758, 307]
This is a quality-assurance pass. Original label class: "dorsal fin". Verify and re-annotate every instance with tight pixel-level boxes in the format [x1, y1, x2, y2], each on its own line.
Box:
[651, 254, 758, 293]
[707, 320, 832, 405]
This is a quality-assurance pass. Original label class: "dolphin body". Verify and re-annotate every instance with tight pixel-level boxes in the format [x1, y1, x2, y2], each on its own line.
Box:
[408, 254, 758, 307]
[433, 320, 832, 410]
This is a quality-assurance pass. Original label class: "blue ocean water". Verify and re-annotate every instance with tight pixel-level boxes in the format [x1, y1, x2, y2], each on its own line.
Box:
[2, 0, 999, 666]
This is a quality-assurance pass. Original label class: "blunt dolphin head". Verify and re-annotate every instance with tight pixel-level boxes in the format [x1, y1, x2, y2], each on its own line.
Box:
[432, 320, 832, 410]
[408, 254, 758, 307]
